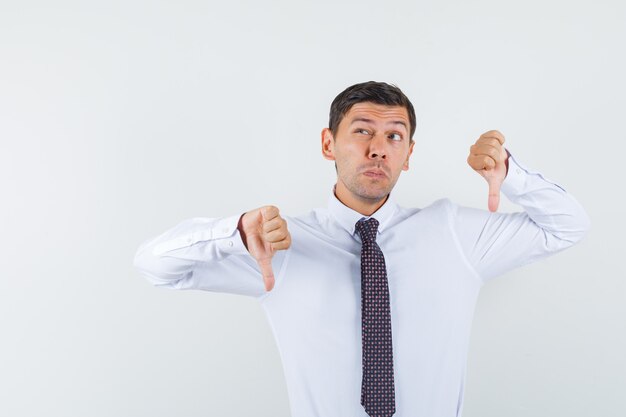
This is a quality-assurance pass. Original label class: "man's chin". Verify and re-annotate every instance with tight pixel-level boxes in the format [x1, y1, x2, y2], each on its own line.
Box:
[340, 178, 393, 202]
[356, 187, 390, 202]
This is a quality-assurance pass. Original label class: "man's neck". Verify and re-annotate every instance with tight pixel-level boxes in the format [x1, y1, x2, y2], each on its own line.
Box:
[334, 184, 388, 216]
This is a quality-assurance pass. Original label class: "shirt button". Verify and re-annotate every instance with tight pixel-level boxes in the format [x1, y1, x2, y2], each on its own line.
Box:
[228, 240, 234, 247]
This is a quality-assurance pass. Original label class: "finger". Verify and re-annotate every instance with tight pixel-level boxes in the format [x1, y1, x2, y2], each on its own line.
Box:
[487, 179, 501, 212]
[263, 217, 285, 233]
[271, 239, 291, 251]
[470, 144, 501, 162]
[264, 227, 289, 243]
[257, 257, 275, 291]
[467, 154, 496, 171]
[475, 137, 504, 148]
[262, 205, 279, 222]
[479, 130, 505, 145]
[270, 232, 291, 251]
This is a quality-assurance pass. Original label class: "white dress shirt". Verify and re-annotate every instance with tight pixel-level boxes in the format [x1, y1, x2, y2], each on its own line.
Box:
[133, 153, 590, 417]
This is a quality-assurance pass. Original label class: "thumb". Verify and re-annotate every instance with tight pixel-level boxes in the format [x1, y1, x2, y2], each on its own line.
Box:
[487, 177, 501, 212]
[257, 256, 275, 291]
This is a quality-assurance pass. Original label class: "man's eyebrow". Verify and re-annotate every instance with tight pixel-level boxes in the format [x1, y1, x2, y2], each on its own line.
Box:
[350, 117, 408, 130]
[350, 117, 375, 125]
[388, 120, 408, 130]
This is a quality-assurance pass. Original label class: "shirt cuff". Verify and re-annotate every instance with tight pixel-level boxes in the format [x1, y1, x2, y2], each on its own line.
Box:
[500, 151, 526, 195]
[152, 214, 249, 256]
[214, 215, 250, 256]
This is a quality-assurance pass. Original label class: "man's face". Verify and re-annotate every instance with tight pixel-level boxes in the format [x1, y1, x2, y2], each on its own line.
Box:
[322, 102, 414, 209]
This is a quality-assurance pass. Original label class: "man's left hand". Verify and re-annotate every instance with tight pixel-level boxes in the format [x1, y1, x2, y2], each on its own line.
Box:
[467, 130, 509, 212]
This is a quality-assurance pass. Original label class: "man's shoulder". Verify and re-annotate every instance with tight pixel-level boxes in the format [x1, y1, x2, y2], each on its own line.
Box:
[395, 197, 456, 216]
[285, 207, 329, 227]
[284, 199, 457, 220]
[376, 198, 469, 239]
[282, 198, 462, 232]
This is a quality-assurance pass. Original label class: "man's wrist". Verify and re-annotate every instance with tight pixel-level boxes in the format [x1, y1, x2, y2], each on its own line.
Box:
[237, 213, 249, 250]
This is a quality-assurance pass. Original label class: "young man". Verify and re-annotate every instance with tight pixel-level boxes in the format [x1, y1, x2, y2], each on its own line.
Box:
[134, 81, 589, 417]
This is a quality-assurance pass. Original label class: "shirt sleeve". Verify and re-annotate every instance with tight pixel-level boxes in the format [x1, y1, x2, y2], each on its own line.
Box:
[133, 214, 287, 298]
[451, 151, 591, 284]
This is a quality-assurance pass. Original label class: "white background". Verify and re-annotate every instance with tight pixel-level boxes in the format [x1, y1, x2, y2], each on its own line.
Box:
[1, 0, 624, 416]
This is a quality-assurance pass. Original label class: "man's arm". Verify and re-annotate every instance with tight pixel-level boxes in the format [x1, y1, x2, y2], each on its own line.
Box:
[455, 130, 590, 283]
[133, 206, 291, 296]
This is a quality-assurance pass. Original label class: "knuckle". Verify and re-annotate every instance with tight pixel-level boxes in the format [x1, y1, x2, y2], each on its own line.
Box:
[492, 130, 505, 143]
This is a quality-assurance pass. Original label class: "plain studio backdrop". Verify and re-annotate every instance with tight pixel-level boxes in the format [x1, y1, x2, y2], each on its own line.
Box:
[1, 0, 624, 416]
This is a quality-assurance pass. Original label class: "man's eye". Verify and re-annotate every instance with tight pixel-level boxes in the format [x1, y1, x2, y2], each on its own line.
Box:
[388, 133, 402, 141]
[356, 129, 370, 135]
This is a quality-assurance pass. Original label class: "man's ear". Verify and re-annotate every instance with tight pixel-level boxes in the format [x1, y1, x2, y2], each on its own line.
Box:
[402, 141, 415, 171]
[321, 128, 335, 161]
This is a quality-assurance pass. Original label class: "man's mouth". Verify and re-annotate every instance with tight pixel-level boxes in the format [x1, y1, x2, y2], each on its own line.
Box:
[362, 169, 388, 179]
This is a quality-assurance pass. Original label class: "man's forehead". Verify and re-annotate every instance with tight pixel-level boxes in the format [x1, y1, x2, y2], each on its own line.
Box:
[345, 102, 409, 123]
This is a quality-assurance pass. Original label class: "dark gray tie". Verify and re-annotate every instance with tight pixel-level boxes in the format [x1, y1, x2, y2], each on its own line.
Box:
[355, 218, 396, 417]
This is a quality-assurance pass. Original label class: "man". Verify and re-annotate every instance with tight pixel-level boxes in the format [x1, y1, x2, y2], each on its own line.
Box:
[133, 81, 589, 417]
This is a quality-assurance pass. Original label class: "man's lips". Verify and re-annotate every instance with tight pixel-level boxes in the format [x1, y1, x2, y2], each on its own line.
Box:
[362, 169, 388, 179]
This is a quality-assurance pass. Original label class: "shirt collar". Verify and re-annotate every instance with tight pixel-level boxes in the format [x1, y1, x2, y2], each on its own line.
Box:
[327, 185, 398, 237]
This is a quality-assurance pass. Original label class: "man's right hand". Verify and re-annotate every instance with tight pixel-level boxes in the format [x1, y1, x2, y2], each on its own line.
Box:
[237, 206, 291, 292]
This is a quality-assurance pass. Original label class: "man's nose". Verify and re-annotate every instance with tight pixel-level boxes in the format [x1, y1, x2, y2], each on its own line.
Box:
[368, 133, 387, 160]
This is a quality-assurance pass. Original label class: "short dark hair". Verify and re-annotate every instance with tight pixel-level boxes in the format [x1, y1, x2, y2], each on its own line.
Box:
[328, 81, 416, 141]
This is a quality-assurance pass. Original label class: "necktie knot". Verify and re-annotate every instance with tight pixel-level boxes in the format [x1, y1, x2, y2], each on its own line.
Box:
[355, 218, 380, 244]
